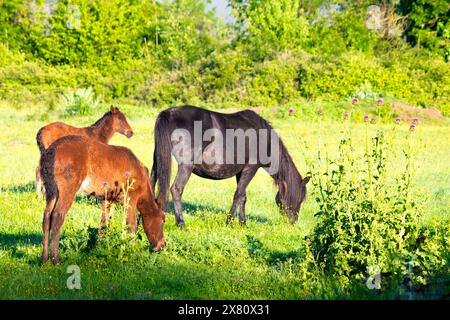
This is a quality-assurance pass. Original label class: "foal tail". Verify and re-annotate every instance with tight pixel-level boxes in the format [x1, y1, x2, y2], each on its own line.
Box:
[40, 148, 59, 234]
[152, 111, 172, 210]
[36, 127, 46, 153]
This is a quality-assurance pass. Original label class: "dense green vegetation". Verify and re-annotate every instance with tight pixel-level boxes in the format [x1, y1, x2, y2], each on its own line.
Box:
[0, 0, 449, 113]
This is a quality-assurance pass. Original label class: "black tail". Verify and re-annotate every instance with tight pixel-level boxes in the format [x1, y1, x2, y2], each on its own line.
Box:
[152, 111, 172, 210]
[40, 148, 59, 236]
[36, 127, 45, 153]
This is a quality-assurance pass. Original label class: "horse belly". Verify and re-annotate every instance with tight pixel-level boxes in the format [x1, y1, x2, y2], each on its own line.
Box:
[192, 164, 244, 180]
[79, 176, 102, 197]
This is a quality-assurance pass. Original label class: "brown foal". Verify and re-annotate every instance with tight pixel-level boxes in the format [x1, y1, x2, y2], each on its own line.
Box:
[40, 135, 166, 265]
[35, 106, 133, 197]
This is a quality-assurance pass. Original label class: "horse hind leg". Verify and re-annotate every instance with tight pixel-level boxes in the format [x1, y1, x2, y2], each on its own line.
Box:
[170, 164, 192, 228]
[41, 197, 56, 264]
[49, 189, 77, 265]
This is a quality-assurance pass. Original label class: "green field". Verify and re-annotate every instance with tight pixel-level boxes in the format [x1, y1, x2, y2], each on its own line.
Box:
[0, 105, 448, 299]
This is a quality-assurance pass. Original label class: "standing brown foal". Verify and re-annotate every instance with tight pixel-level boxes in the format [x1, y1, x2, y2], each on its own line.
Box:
[40, 135, 165, 265]
[35, 106, 133, 197]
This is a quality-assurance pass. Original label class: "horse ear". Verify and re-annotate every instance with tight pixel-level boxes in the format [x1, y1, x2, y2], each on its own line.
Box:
[279, 180, 288, 196]
[110, 105, 117, 113]
[302, 176, 310, 185]
[155, 195, 163, 209]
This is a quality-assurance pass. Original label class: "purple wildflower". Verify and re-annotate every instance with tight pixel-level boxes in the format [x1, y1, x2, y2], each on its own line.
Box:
[288, 107, 294, 114]
[343, 112, 349, 119]
[125, 171, 130, 177]
[412, 117, 419, 123]
[102, 182, 108, 187]
[351, 98, 359, 104]
[410, 124, 416, 131]
[363, 115, 369, 122]
[395, 117, 402, 123]
[376, 98, 383, 104]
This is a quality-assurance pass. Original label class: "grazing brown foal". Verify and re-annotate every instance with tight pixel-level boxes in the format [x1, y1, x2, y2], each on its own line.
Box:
[35, 106, 133, 197]
[40, 135, 165, 265]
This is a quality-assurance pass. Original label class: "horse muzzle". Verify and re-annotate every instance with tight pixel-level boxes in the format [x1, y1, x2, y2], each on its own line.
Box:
[125, 130, 134, 138]
[153, 239, 166, 252]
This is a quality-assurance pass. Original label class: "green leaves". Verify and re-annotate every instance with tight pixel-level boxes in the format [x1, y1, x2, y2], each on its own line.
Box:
[307, 129, 436, 288]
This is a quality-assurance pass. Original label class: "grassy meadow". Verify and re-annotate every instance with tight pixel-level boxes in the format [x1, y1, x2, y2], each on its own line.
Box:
[0, 103, 448, 299]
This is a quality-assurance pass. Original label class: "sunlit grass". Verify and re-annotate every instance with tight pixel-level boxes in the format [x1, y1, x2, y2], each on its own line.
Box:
[0, 106, 448, 299]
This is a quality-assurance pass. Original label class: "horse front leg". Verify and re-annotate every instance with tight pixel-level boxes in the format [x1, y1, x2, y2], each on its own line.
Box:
[227, 166, 258, 225]
[170, 164, 192, 228]
[125, 197, 138, 234]
[99, 200, 112, 235]
[226, 172, 241, 224]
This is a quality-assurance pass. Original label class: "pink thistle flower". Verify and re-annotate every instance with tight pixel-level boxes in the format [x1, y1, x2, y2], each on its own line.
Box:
[410, 124, 416, 131]
[351, 98, 359, 104]
[102, 182, 108, 187]
[363, 115, 369, 122]
[376, 98, 383, 104]
[412, 117, 419, 123]
[395, 117, 402, 123]
[288, 108, 294, 114]
[343, 112, 349, 119]
[125, 171, 130, 177]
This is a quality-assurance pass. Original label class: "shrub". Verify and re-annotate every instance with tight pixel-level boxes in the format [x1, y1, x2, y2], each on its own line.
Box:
[61, 87, 100, 116]
[304, 124, 427, 288]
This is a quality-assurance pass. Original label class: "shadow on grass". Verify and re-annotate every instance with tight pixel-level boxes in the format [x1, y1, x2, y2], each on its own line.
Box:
[165, 201, 269, 224]
[1, 181, 101, 206]
[0, 231, 43, 264]
[0, 181, 36, 194]
[164, 200, 225, 215]
[0, 232, 42, 246]
[246, 235, 303, 266]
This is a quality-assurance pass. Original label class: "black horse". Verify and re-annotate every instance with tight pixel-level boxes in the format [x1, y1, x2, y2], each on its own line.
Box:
[150, 105, 309, 227]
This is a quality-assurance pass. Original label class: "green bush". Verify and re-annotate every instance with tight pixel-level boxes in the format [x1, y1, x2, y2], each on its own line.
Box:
[61, 87, 100, 116]
[304, 126, 437, 287]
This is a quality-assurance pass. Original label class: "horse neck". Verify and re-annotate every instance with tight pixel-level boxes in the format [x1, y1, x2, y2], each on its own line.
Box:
[273, 144, 301, 192]
[89, 114, 114, 143]
[141, 183, 159, 214]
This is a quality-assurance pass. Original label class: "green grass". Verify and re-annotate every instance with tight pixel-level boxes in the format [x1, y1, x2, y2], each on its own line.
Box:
[0, 105, 448, 299]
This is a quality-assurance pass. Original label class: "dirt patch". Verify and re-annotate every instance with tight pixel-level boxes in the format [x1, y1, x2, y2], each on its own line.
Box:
[391, 102, 444, 122]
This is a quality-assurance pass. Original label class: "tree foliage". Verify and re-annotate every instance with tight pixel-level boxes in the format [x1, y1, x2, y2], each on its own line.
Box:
[0, 0, 448, 113]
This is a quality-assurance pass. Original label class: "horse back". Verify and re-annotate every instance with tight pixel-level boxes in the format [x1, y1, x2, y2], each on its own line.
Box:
[37, 122, 90, 152]
[160, 105, 270, 131]
[43, 135, 148, 199]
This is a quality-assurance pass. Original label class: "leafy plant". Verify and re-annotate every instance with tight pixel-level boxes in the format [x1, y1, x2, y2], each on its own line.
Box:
[61, 87, 100, 116]
[304, 123, 427, 288]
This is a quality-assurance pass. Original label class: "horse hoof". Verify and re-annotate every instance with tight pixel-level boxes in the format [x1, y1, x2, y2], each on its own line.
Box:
[176, 221, 185, 228]
[226, 216, 234, 225]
